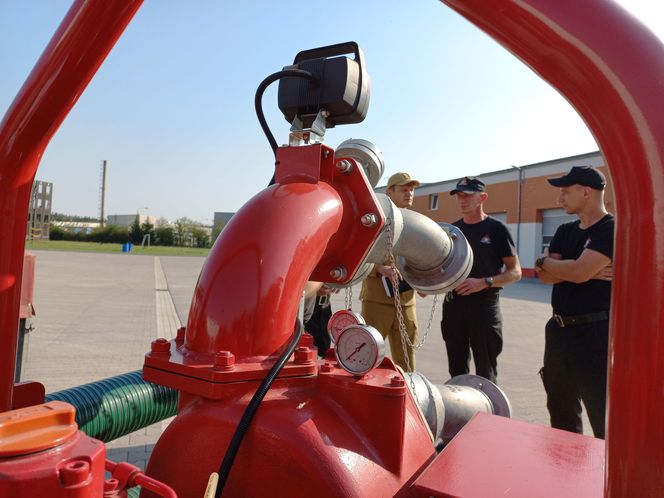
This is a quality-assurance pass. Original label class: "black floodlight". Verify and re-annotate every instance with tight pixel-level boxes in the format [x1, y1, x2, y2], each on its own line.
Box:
[278, 41, 370, 129]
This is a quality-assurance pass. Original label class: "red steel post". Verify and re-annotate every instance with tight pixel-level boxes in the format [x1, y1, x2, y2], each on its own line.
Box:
[441, 0, 664, 495]
[0, 0, 143, 411]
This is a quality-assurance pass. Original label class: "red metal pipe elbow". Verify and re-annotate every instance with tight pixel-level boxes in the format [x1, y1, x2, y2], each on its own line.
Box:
[184, 179, 343, 359]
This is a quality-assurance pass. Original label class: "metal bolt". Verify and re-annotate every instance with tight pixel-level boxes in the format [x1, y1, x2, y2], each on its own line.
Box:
[320, 363, 334, 373]
[60, 460, 90, 487]
[320, 109, 330, 118]
[390, 375, 405, 387]
[294, 346, 314, 365]
[151, 338, 170, 354]
[104, 479, 120, 493]
[329, 266, 347, 281]
[336, 160, 353, 174]
[176, 327, 186, 342]
[323, 149, 330, 158]
[214, 350, 235, 371]
[361, 213, 378, 227]
[299, 333, 315, 348]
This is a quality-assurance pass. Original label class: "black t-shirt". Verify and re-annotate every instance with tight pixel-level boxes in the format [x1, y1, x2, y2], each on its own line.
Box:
[454, 217, 517, 282]
[549, 214, 614, 315]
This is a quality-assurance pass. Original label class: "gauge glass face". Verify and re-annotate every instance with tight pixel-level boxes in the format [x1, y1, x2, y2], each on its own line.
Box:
[327, 310, 365, 344]
[335, 326, 381, 375]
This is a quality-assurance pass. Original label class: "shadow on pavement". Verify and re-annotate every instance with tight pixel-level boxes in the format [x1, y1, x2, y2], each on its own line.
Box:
[501, 278, 551, 304]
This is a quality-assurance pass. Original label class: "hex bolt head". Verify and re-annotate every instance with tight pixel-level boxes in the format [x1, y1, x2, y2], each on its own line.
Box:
[336, 159, 353, 174]
[176, 326, 186, 342]
[320, 363, 334, 373]
[329, 266, 348, 281]
[294, 346, 314, 365]
[299, 333, 315, 348]
[390, 375, 405, 387]
[361, 213, 378, 227]
[214, 350, 235, 371]
[151, 338, 170, 354]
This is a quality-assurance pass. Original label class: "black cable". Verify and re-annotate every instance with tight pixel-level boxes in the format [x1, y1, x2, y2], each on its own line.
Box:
[214, 319, 304, 497]
[254, 69, 316, 185]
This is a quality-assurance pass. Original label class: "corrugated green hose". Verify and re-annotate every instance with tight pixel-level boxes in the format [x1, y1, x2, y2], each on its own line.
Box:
[45, 370, 177, 442]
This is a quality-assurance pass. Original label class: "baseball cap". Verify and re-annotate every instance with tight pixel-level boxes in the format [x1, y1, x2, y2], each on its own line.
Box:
[387, 172, 421, 189]
[450, 176, 486, 195]
[547, 166, 606, 190]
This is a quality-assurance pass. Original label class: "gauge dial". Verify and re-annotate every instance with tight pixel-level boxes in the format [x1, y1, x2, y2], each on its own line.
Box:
[327, 310, 366, 344]
[335, 325, 385, 376]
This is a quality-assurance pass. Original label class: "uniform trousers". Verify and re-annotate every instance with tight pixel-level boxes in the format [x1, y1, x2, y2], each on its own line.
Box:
[361, 301, 418, 371]
[540, 317, 609, 438]
[441, 290, 502, 383]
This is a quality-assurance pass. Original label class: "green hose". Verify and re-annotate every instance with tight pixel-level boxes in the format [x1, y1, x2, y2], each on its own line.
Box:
[45, 370, 177, 442]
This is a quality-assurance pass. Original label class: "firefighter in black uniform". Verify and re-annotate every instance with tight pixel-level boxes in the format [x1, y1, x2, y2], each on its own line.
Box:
[441, 177, 522, 384]
[536, 166, 614, 439]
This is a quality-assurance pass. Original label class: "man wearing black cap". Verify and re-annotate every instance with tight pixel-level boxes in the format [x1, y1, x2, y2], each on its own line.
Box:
[536, 166, 614, 438]
[441, 177, 522, 384]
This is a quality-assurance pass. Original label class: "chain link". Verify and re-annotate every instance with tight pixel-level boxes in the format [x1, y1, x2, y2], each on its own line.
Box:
[384, 221, 416, 402]
[344, 286, 353, 310]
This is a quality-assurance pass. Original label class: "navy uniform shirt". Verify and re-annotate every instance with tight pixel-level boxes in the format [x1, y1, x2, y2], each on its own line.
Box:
[453, 216, 517, 290]
[549, 214, 614, 315]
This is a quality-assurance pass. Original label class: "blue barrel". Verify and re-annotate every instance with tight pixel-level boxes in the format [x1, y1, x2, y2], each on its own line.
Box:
[121, 242, 132, 253]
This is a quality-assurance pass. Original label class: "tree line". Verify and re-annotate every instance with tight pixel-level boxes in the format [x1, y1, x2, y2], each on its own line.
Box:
[49, 215, 211, 248]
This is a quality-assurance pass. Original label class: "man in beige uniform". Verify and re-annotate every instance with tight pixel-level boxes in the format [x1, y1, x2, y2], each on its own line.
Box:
[360, 172, 420, 370]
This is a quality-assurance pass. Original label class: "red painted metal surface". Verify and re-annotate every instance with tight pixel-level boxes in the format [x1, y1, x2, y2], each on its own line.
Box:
[11, 381, 45, 410]
[19, 253, 35, 320]
[409, 413, 604, 498]
[0, 0, 143, 412]
[145, 363, 435, 498]
[106, 460, 177, 498]
[144, 144, 384, 400]
[184, 168, 343, 359]
[274, 144, 385, 285]
[441, 1, 664, 495]
[0, 402, 106, 498]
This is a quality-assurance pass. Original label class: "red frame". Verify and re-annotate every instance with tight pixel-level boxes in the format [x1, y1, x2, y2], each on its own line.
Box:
[1, 0, 663, 496]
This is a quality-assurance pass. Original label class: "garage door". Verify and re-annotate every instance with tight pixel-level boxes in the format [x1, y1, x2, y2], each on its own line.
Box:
[541, 208, 576, 251]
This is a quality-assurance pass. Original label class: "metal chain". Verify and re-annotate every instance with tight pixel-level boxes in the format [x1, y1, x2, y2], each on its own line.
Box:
[344, 286, 353, 310]
[384, 220, 416, 403]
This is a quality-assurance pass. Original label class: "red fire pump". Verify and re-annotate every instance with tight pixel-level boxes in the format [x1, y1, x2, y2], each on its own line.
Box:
[1, 1, 664, 497]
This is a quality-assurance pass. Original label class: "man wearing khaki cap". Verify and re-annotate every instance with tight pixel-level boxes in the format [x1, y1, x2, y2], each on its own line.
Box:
[360, 172, 421, 371]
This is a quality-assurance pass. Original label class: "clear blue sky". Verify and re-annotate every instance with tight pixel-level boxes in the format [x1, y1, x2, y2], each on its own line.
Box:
[1, 1, 661, 223]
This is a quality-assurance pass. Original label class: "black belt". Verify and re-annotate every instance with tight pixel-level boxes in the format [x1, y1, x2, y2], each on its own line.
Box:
[553, 311, 608, 328]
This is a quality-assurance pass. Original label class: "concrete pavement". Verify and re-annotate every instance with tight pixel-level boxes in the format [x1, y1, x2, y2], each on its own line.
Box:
[20, 250, 591, 470]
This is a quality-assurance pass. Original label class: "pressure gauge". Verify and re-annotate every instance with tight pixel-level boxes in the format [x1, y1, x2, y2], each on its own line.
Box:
[335, 325, 385, 376]
[327, 310, 366, 344]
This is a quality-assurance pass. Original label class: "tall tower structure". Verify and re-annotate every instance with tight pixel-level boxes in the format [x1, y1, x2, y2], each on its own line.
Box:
[98, 160, 107, 228]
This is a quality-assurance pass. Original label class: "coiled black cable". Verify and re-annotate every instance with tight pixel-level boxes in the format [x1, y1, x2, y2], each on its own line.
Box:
[254, 69, 316, 185]
[214, 319, 304, 497]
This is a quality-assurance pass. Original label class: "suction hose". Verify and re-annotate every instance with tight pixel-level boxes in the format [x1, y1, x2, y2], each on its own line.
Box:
[45, 370, 177, 442]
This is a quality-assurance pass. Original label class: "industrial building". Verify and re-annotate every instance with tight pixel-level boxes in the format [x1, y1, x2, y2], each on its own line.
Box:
[408, 150, 614, 276]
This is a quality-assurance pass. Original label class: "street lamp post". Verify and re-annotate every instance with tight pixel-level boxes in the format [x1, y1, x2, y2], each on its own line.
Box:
[510, 165, 522, 254]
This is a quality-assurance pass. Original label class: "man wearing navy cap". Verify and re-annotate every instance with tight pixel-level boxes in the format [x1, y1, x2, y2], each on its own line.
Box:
[536, 165, 614, 438]
[442, 176, 522, 384]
